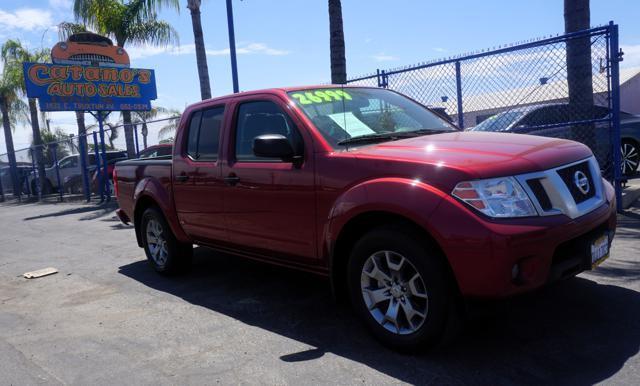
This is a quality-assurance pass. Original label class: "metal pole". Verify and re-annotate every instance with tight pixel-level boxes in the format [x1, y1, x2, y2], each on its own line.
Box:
[455, 61, 464, 129]
[609, 22, 623, 212]
[29, 148, 39, 199]
[97, 112, 110, 201]
[51, 143, 63, 202]
[93, 131, 103, 201]
[0, 167, 4, 202]
[134, 123, 140, 157]
[226, 0, 240, 93]
[77, 130, 91, 202]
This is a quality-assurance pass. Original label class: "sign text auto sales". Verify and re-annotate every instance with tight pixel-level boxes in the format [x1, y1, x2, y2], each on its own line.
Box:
[23, 62, 157, 111]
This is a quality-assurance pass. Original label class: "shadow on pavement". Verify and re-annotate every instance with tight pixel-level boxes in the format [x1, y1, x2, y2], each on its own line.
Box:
[22, 201, 118, 221]
[119, 247, 640, 384]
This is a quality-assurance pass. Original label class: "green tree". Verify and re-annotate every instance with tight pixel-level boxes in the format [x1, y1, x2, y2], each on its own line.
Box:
[564, 0, 595, 154]
[1, 39, 50, 197]
[187, 0, 212, 100]
[66, 0, 179, 158]
[157, 109, 181, 141]
[0, 63, 29, 196]
[39, 127, 72, 166]
[328, 0, 347, 84]
[130, 106, 174, 148]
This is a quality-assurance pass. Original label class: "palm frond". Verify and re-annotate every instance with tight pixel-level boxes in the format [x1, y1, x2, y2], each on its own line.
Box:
[125, 20, 179, 47]
[57, 22, 89, 41]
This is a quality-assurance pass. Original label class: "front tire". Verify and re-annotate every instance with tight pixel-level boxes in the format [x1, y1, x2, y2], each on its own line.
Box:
[141, 207, 192, 274]
[348, 227, 452, 351]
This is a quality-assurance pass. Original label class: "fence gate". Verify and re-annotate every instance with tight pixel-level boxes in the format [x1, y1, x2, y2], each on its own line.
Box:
[347, 22, 623, 211]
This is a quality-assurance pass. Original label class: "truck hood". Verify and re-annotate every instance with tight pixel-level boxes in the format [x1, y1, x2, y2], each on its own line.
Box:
[349, 131, 593, 181]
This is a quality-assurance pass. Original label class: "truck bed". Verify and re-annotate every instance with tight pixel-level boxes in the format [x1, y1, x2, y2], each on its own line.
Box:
[114, 156, 173, 222]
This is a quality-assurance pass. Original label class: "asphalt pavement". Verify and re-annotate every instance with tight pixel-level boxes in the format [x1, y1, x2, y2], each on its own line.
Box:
[0, 200, 639, 385]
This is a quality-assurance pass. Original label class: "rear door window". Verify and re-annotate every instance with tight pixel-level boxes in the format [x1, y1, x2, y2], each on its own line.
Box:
[187, 111, 202, 159]
[197, 107, 225, 161]
[186, 107, 225, 161]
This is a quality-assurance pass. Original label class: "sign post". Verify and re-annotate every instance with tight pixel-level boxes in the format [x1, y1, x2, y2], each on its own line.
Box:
[23, 62, 157, 202]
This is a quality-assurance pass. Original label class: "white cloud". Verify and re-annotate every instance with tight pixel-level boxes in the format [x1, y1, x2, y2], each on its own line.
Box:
[372, 53, 399, 62]
[433, 47, 447, 53]
[621, 44, 640, 69]
[48, 0, 72, 9]
[127, 42, 289, 60]
[0, 8, 53, 31]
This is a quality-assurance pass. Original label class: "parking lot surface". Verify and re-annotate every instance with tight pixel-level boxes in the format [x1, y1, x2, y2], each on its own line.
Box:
[1, 200, 639, 385]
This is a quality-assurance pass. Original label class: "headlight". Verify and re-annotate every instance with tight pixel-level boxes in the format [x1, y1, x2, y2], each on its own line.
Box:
[451, 177, 537, 218]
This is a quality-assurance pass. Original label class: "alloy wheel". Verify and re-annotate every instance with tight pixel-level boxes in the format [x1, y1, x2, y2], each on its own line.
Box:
[360, 250, 429, 335]
[621, 141, 639, 176]
[146, 219, 169, 266]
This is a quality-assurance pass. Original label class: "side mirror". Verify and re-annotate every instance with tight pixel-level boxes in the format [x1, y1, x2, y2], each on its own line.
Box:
[253, 134, 295, 160]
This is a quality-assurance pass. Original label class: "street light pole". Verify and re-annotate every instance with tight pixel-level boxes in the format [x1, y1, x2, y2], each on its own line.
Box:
[226, 0, 240, 93]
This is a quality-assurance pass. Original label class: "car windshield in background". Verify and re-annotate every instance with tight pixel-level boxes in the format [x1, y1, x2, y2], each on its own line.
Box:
[288, 87, 456, 148]
[473, 110, 526, 132]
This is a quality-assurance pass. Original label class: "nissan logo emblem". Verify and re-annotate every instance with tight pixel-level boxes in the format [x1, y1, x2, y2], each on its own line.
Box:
[574, 170, 590, 195]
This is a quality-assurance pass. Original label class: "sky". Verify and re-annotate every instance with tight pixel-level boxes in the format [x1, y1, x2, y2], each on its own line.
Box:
[1, 0, 640, 155]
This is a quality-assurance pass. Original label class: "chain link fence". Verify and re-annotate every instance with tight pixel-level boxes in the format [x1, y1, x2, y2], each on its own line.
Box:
[348, 23, 623, 210]
[0, 115, 180, 203]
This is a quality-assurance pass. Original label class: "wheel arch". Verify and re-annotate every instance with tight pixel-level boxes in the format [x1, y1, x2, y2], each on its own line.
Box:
[329, 210, 460, 303]
[133, 195, 159, 247]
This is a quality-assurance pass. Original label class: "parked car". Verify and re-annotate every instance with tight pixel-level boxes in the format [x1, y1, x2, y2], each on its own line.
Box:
[138, 144, 172, 159]
[114, 86, 616, 351]
[51, 32, 130, 68]
[469, 104, 640, 176]
[1, 165, 36, 195]
[30, 151, 128, 194]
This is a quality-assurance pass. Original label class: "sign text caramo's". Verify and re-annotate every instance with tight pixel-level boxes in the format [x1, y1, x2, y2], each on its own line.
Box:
[23, 62, 157, 111]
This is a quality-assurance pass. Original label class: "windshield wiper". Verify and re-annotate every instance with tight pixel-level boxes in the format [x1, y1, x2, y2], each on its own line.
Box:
[337, 132, 413, 146]
[337, 129, 449, 146]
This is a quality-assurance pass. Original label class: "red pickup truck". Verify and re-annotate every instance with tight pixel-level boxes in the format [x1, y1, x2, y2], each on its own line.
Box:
[114, 86, 616, 350]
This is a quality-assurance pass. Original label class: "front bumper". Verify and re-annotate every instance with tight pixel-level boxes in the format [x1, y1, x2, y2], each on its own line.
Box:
[430, 180, 617, 298]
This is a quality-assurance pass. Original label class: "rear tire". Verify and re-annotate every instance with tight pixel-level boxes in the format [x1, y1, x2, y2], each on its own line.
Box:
[347, 226, 453, 352]
[141, 206, 192, 274]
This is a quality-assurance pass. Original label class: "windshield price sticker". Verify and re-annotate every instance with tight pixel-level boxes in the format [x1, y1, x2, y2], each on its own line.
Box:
[291, 89, 352, 105]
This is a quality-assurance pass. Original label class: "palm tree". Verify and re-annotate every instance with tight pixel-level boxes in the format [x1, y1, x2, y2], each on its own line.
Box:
[187, 0, 212, 100]
[1, 39, 50, 197]
[67, 0, 180, 158]
[38, 127, 72, 166]
[158, 109, 182, 141]
[328, 0, 347, 84]
[564, 0, 595, 152]
[0, 65, 29, 196]
[130, 106, 174, 148]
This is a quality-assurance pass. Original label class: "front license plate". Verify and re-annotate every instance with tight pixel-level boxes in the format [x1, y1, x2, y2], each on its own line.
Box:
[590, 234, 609, 267]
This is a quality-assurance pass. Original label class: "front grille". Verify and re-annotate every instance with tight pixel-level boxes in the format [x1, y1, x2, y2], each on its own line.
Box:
[556, 161, 596, 204]
[69, 54, 115, 63]
[526, 178, 552, 210]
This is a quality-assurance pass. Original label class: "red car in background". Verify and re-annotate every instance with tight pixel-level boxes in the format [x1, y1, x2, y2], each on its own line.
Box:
[137, 144, 172, 159]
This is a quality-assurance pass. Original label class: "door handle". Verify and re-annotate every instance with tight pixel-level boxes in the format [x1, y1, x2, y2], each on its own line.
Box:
[176, 174, 189, 182]
[224, 174, 240, 186]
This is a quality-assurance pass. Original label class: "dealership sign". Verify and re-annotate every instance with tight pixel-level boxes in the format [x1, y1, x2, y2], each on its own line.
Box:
[23, 62, 157, 111]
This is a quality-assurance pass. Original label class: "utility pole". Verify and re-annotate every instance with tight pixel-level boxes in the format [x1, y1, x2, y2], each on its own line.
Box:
[226, 0, 240, 93]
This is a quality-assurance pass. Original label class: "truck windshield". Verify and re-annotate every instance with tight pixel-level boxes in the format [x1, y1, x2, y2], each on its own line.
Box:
[288, 87, 457, 148]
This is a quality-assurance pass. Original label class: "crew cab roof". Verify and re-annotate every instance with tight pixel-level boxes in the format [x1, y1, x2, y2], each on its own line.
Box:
[184, 84, 375, 110]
